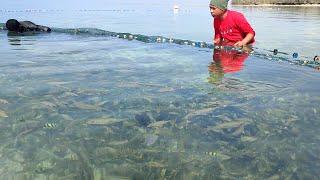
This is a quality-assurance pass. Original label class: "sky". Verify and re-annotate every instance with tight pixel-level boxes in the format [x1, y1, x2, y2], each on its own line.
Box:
[1, 0, 210, 10]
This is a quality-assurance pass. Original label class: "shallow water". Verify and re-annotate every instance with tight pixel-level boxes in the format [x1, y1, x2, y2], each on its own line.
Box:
[0, 29, 320, 179]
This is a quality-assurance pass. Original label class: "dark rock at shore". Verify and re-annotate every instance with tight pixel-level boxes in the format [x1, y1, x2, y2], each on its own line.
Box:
[233, 0, 320, 5]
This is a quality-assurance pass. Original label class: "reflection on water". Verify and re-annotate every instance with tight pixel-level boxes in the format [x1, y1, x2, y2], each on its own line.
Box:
[208, 45, 250, 84]
[6, 32, 39, 51]
[0, 32, 319, 179]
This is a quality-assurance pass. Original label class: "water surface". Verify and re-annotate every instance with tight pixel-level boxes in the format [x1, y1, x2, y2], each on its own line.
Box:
[1, 5, 319, 58]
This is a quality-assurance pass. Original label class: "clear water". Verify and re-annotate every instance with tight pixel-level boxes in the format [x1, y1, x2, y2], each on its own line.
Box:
[0, 5, 320, 180]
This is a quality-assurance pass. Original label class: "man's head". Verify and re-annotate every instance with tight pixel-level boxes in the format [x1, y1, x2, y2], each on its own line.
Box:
[209, 0, 228, 17]
[6, 19, 21, 32]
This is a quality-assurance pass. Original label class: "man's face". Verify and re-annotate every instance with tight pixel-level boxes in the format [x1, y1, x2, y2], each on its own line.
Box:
[209, 5, 224, 17]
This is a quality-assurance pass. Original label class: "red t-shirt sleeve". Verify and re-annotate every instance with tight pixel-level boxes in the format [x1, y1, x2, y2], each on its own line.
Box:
[213, 19, 221, 39]
[235, 13, 255, 36]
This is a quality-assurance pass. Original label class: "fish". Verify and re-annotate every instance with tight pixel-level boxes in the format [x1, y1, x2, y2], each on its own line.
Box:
[47, 81, 70, 85]
[86, 117, 124, 125]
[146, 161, 167, 168]
[95, 146, 118, 156]
[205, 151, 217, 156]
[147, 121, 169, 128]
[205, 151, 231, 161]
[43, 123, 57, 128]
[61, 92, 78, 97]
[158, 87, 175, 93]
[40, 101, 57, 109]
[240, 136, 257, 142]
[0, 99, 9, 104]
[207, 119, 250, 132]
[117, 82, 140, 88]
[184, 107, 216, 120]
[108, 140, 129, 146]
[145, 134, 158, 146]
[73, 102, 101, 110]
[0, 110, 8, 118]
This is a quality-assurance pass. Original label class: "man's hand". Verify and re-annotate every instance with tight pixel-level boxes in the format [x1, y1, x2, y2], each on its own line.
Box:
[234, 33, 254, 47]
[214, 38, 221, 44]
[234, 40, 246, 47]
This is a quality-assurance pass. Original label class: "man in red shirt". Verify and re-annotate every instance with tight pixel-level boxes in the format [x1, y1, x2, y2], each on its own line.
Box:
[209, 0, 255, 47]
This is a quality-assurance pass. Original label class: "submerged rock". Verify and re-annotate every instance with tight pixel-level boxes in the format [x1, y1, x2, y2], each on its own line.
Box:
[155, 111, 177, 121]
[135, 113, 151, 127]
[243, 124, 259, 136]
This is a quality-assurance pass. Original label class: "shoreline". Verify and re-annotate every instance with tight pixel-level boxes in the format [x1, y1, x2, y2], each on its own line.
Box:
[233, 4, 320, 7]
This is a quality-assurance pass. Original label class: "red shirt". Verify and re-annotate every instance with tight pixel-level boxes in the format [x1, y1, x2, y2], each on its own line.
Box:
[214, 10, 255, 44]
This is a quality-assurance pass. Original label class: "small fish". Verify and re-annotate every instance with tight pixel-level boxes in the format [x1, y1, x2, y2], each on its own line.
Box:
[158, 87, 175, 93]
[0, 99, 9, 104]
[160, 168, 166, 177]
[209, 120, 250, 131]
[240, 136, 257, 142]
[0, 110, 8, 118]
[108, 140, 129, 146]
[147, 161, 167, 168]
[66, 153, 78, 161]
[184, 107, 216, 120]
[205, 151, 231, 161]
[147, 121, 168, 128]
[40, 101, 57, 109]
[205, 151, 217, 157]
[43, 123, 57, 128]
[73, 101, 100, 110]
[86, 117, 123, 125]
[47, 81, 69, 85]
[145, 134, 158, 146]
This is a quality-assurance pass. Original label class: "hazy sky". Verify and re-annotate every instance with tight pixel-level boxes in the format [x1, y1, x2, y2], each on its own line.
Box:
[1, 0, 210, 10]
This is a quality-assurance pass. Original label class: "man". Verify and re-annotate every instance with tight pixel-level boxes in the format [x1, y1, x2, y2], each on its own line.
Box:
[209, 0, 255, 47]
[6, 19, 51, 33]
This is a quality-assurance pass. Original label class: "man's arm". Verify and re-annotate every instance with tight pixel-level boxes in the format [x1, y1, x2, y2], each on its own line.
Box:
[213, 19, 222, 44]
[234, 13, 255, 47]
[234, 33, 254, 47]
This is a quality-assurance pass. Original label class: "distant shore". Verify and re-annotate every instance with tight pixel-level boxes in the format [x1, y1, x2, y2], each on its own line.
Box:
[231, 0, 320, 6]
[233, 4, 320, 6]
